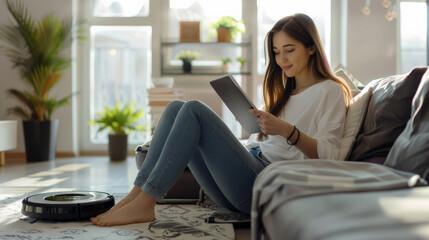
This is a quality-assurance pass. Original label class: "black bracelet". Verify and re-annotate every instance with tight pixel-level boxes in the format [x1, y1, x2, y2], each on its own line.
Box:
[287, 127, 301, 145]
[286, 125, 296, 142]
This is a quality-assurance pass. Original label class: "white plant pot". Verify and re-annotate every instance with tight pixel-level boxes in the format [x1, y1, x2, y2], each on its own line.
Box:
[222, 64, 229, 73]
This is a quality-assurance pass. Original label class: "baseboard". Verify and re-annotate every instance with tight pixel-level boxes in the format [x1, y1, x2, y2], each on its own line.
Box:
[5, 151, 137, 159]
[5, 152, 77, 159]
[78, 152, 108, 156]
[57, 152, 76, 158]
[79, 151, 136, 156]
[4, 152, 25, 159]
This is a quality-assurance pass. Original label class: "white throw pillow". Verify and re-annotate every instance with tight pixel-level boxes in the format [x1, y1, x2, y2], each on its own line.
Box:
[335, 69, 361, 97]
[339, 87, 373, 160]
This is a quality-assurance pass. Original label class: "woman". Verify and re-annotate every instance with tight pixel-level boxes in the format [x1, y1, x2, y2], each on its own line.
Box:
[91, 13, 351, 227]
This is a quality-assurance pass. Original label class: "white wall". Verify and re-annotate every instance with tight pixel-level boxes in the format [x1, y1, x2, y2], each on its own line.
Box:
[0, 0, 75, 154]
[0, 0, 404, 155]
[347, 0, 397, 83]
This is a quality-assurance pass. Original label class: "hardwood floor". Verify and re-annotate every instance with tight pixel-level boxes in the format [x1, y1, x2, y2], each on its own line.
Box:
[0, 156, 138, 195]
[0, 156, 250, 240]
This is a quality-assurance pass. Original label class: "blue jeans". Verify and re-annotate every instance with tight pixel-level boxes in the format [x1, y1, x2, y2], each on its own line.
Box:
[134, 100, 269, 214]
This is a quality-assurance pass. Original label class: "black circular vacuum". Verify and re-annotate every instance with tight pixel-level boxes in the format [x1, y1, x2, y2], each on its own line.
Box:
[22, 191, 115, 220]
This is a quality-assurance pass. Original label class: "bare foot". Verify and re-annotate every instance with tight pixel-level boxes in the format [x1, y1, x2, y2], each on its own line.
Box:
[90, 185, 142, 221]
[91, 191, 156, 227]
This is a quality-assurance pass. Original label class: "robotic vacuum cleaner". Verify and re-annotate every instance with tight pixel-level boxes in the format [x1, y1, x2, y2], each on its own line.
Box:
[22, 191, 115, 220]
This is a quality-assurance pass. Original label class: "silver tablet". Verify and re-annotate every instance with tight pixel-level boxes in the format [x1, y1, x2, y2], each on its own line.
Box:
[210, 75, 262, 134]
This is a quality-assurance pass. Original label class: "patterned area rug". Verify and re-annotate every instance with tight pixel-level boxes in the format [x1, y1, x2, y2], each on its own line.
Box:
[0, 193, 234, 240]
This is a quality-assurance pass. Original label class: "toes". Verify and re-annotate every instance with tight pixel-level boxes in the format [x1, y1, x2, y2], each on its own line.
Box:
[90, 218, 98, 225]
[99, 220, 109, 227]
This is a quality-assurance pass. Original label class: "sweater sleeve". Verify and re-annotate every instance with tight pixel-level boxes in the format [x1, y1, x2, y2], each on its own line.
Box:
[314, 87, 347, 160]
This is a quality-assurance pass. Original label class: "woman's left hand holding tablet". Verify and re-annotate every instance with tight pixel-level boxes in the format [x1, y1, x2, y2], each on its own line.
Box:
[248, 108, 289, 136]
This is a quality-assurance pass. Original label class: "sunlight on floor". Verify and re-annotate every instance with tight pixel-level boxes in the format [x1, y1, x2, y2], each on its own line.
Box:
[0, 187, 40, 200]
[0, 199, 22, 226]
[53, 164, 91, 172]
[29, 171, 64, 177]
[1, 177, 69, 187]
[0, 163, 91, 188]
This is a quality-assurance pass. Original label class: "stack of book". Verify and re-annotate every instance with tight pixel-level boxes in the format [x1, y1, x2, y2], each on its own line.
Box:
[147, 87, 184, 131]
[147, 87, 184, 107]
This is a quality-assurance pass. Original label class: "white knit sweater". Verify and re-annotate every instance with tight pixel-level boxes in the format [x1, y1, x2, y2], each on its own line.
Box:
[259, 80, 346, 162]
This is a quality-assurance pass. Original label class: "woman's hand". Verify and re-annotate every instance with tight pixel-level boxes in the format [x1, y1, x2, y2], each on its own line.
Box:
[249, 108, 318, 158]
[248, 108, 289, 137]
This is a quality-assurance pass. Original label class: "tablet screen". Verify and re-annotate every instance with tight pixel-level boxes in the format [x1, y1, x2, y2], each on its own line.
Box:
[210, 75, 262, 134]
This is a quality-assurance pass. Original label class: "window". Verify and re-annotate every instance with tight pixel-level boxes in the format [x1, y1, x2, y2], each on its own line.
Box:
[400, 1, 427, 73]
[92, 0, 149, 17]
[257, 0, 331, 75]
[79, 1, 153, 151]
[90, 26, 151, 143]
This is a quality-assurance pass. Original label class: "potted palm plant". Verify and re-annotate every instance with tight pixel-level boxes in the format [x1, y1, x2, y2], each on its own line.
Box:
[89, 101, 146, 161]
[210, 16, 246, 42]
[0, 0, 79, 162]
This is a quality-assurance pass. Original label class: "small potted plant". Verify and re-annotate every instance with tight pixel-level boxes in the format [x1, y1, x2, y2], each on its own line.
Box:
[89, 101, 146, 161]
[210, 16, 245, 42]
[237, 57, 247, 72]
[176, 50, 200, 73]
[220, 57, 232, 72]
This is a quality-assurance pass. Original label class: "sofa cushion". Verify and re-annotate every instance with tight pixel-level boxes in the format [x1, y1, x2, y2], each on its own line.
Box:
[384, 68, 429, 180]
[335, 69, 361, 97]
[334, 64, 363, 86]
[339, 87, 373, 160]
[348, 67, 427, 162]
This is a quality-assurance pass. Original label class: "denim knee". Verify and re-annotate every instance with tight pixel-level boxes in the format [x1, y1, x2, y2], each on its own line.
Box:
[160, 100, 185, 119]
[181, 100, 207, 113]
[166, 99, 185, 111]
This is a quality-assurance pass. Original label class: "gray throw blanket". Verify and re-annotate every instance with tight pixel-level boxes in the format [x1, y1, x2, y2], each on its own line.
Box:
[251, 159, 426, 240]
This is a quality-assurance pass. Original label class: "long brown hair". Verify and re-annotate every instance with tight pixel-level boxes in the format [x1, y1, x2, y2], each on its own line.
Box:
[259, 13, 351, 140]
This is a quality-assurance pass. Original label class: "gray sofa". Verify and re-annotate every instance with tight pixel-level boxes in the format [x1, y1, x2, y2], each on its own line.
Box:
[252, 67, 429, 240]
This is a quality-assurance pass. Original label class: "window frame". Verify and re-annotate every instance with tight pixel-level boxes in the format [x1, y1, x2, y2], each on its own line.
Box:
[76, 0, 165, 152]
[396, 0, 427, 74]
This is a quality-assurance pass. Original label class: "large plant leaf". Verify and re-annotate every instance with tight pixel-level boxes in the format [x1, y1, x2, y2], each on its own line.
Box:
[6, 106, 29, 120]
[25, 93, 44, 120]
[0, 25, 29, 69]
[6, 89, 36, 120]
[43, 94, 73, 119]
[1, 0, 79, 120]
[89, 101, 146, 135]
[5, 0, 36, 54]
[36, 15, 72, 71]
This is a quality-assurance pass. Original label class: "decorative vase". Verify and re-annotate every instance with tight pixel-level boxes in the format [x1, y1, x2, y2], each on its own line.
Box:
[182, 60, 192, 73]
[23, 119, 59, 162]
[108, 134, 128, 161]
[217, 27, 232, 42]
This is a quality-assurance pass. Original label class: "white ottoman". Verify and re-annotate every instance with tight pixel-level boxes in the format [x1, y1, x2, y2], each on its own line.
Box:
[0, 120, 18, 166]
